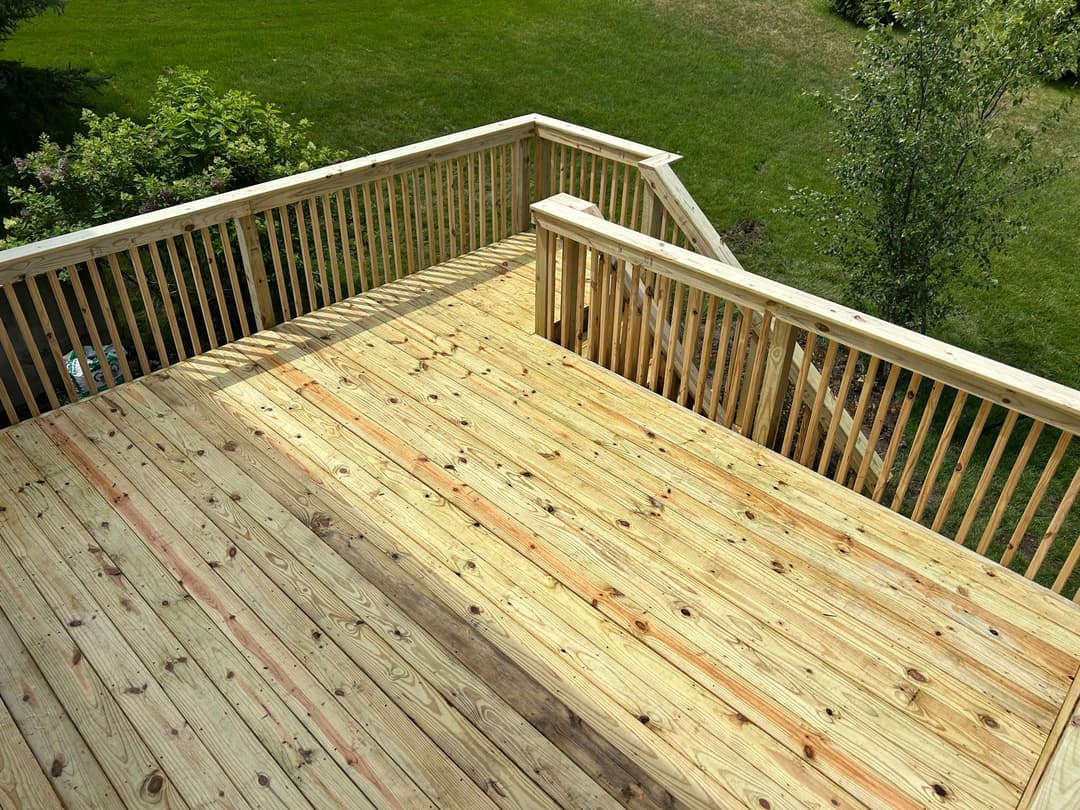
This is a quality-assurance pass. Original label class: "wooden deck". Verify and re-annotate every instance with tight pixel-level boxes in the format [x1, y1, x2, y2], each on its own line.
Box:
[2, 233, 1080, 809]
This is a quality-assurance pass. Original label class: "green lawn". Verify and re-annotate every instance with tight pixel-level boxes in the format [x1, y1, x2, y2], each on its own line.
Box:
[8, 0, 1080, 387]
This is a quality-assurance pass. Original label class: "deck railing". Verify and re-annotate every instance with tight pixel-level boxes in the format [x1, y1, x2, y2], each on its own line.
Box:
[0, 114, 691, 424]
[532, 193, 1080, 595]
[3, 115, 1078, 595]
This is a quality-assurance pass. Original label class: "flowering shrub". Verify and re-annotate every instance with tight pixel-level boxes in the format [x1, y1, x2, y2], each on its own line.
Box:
[3, 66, 345, 246]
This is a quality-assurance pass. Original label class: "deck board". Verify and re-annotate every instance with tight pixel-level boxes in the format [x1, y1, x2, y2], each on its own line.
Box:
[2, 234, 1080, 809]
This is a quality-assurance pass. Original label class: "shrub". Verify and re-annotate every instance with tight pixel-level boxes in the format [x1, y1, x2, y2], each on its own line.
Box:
[2, 66, 345, 246]
[830, 0, 894, 25]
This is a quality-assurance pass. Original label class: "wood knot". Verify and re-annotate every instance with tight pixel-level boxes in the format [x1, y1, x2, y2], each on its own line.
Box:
[144, 773, 164, 795]
[905, 668, 927, 683]
[932, 783, 948, 798]
[979, 714, 999, 729]
[803, 744, 815, 759]
[634, 619, 649, 632]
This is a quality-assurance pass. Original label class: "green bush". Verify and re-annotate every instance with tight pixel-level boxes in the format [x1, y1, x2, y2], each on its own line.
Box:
[2, 66, 345, 247]
[830, 0, 894, 25]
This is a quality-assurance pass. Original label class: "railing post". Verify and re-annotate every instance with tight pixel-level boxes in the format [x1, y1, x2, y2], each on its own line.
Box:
[752, 320, 798, 448]
[560, 240, 581, 349]
[534, 223, 555, 340]
[234, 213, 275, 331]
[512, 138, 531, 234]
[640, 185, 664, 239]
[535, 135, 552, 203]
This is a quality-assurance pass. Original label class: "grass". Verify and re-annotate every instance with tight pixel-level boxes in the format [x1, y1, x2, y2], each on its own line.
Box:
[5, 0, 1079, 587]
[9, 0, 1078, 387]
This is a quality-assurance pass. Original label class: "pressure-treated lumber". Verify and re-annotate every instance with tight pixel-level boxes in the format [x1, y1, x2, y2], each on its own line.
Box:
[1, 236, 1078, 809]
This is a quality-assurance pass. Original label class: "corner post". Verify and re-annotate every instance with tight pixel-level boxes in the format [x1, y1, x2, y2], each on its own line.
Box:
[640, 183, 665, 239]
[234, 214, 275, 331]
[512, 138, 532, 234]
[534, 222, 555, 340]
[752, 320, 798, 448]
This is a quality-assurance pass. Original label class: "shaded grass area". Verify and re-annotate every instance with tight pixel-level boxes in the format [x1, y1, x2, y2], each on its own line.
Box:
[9, 0, 1078, 386]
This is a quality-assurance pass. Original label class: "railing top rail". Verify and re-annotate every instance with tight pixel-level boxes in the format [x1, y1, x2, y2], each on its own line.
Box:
[0, 114, 540, 282]
[532, 193, 1080, 435]
[532, 114, 681, 165]
[0, 114, 685, 284]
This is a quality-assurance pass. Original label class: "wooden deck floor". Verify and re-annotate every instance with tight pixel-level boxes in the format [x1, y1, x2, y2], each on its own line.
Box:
[2, 234, 1080, 809]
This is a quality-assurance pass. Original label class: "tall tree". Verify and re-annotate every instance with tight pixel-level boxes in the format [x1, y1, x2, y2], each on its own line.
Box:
[795, 0, 1080, 333]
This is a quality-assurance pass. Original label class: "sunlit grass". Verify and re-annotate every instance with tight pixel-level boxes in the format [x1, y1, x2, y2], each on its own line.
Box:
[8, 0, 1079, 386]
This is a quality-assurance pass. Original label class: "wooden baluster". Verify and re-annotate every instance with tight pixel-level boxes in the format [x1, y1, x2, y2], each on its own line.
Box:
[421, 166, 437, 269]
[834, 355, 881, 485]
[931, 399, 992, 532]
[0, 314, 21, 421]
[141, 245, 181, 363]
[976, 418, 1045, 555]
[817, 347, 860, 474]
[373, 179, 393, 285]
[739, 311, 774, 438]
[181, 231, 217, 349]
[25, 273, 79, 402]
[560, 240, 581, 350]
[852, 363, 901, 494]
[706, 301, 736, 422]
[466, 154, 477, 253]
[164, 236, 203, 355]
[872, 373, 924, 502]
[348, 187, 369, 294]
[321, 194, 343, 301]
[662, 281, 688, 398]
[534, 225, 555, 340]
[306, 197, 330, 303]
[646, 275, 672, 390]
[398, 174, 417, 276]
[45, 270, 98, 396]
[634, 270, 656, 386]
[199, 228, 233, 344]
[779, 330, 817, 458]
[797, 339, 840, 467]
[274, 206, 304, 318]
[910, 390, 970, 522]
[692, 295, 719, 415]
[217, 222, 251, 337]
[105, 254, 151, 375]
[721, 311, 755, 430]
[677, 288, 705, 407]
[456, 157, 468, 258]
[335, 191, 354, 299]
[66, 263, 117, 388]
[386, 177, 404, 280]
[2, 283, 58, 409]
[1028, 460, 1079, 582]
[954, 409, 1019, 546]
[408, 169, 421, 271]
[1002, 431, 1071, 568]
[362, 182, 382, 286]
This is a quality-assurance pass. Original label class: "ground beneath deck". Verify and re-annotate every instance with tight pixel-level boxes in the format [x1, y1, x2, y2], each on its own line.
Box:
[2, 234, 1080, 810]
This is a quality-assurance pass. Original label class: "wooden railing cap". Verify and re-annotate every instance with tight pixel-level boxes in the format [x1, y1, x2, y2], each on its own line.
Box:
[532, 194, 1080, 436]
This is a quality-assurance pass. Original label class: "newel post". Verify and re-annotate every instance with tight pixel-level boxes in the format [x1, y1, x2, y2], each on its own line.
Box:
[233, 213, 276, 331]
[640, 182, 665, 239]
[534, 222, 556, 341]
[512, 138, 532, 234]
[752, 319, 798, 448]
